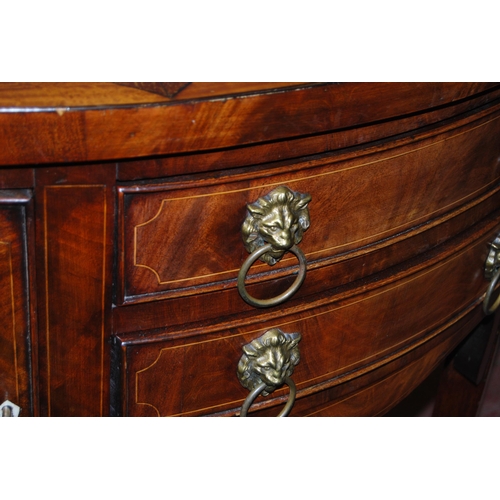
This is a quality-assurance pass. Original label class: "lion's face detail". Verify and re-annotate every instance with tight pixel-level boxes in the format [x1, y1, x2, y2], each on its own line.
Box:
[241, 186, 311, 265]
[237, 328, 301, 396]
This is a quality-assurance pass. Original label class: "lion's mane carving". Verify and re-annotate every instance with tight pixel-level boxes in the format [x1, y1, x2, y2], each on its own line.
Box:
[241, 186, 311, 265]
[237, 328, 301, 396]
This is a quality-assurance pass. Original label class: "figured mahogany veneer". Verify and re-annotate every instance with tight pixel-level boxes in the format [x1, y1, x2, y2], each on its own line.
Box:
[115, 219, 498, 416]
[0, 190, 36, 415]
[1, 82, 500, 417]
[119, 107, 500, 303]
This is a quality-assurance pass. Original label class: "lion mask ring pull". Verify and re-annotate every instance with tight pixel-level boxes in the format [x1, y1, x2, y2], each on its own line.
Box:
[237, 328, 301, 417]
[238, 186, 311, 308]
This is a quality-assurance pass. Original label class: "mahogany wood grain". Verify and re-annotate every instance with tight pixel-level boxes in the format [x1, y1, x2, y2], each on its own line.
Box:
[118, 106, 500, 304]
[0, 191, 35, 415]
[1, 83, 499, 417]
[114, 222, 498, 416]
[117, 87, 500, 181]
[34, 166, 115, 416]
[0, 82, 305, 107]
[266, 304, 485, 417]
[0, 83, 497, 166]
[0, 169, 34, 190]
[113, 190, 500, 336]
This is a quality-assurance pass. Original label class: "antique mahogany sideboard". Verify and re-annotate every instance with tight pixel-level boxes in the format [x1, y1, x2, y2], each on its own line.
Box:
[1, 82, 500, 417]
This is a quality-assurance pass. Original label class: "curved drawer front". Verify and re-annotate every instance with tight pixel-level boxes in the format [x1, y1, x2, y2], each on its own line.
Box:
[118, 108, 500, 304]
[271, 307, 483, 417]
[113, 222, 499, 416]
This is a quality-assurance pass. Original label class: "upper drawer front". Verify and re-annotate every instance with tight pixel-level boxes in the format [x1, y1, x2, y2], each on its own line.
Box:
[116, 223, 500, 416]
[118, 109, 500, 304]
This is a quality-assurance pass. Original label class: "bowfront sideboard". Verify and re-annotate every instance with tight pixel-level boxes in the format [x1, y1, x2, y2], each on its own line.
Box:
[1, 82, 500, 417]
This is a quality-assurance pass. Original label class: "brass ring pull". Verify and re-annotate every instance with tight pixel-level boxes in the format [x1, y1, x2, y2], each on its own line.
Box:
[483, 235, 500, 315]
[240, 377, 296, 417]
[484, 267, 500, 315]
[237, 243, 307, 308]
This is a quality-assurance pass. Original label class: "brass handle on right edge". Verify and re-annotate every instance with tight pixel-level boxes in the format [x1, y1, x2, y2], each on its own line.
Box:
[237, 328, 301, 417]
[483, 235, 500, 315]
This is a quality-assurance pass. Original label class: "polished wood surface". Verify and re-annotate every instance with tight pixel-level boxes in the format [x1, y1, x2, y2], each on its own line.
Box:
[1, 82, 499, 416]
[119, 107, 500, 304]
[0, 83, 497, 166]
[0, 190, 36, 415]
[115, 221, 498, 416]
[33, 166, 115, 416]
[0, 82, 305, 106]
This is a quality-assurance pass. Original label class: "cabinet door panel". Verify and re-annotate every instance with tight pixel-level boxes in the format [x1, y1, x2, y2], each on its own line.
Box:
[0, 190, 34, 416]
[35, 166, 115, 417]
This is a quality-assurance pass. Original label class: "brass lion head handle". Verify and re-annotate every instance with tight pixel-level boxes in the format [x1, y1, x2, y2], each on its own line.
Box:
[241, 186, 311, 265]
[483, 235, 500, 314]
[238, 186, 311, 308]
[237, 328, 301, 417]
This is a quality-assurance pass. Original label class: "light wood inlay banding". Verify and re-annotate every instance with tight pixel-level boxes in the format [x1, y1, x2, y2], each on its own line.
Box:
[0, 242, 19, 401]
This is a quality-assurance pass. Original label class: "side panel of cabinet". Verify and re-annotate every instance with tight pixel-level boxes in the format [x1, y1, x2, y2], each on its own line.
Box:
[35, 166, 115, 416]
[0, 190, 36, 416]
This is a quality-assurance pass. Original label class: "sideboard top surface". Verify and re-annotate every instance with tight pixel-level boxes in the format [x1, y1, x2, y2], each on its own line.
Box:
[1, 82, 498, 167]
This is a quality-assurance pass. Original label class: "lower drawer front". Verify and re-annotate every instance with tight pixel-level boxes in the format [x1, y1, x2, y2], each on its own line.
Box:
[113, 224, 498, 416]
